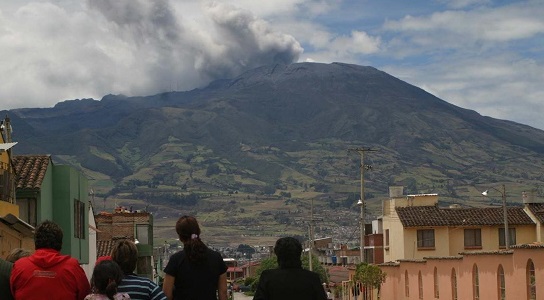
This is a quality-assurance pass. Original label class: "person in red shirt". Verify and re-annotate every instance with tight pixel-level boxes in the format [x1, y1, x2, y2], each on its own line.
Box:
[10, 220, 91, 300]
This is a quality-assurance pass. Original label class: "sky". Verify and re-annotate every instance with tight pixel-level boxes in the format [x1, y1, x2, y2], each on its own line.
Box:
[1, 0, 543, 129]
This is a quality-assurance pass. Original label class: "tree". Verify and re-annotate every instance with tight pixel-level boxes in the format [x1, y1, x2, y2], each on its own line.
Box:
[353, 263, 386, 298]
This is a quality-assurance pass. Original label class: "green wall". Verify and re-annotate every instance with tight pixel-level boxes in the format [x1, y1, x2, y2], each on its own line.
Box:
[52, 165, 89, 264]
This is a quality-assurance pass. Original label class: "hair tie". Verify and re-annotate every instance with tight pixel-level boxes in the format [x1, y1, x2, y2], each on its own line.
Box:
[191, 234, 198, 240]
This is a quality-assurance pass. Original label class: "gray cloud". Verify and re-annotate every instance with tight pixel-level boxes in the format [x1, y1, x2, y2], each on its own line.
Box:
[0, 0, 302, 109]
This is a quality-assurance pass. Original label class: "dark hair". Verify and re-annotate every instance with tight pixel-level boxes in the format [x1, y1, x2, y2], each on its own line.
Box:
[176, 215, 207, 262]
[274, 237, 302, 268]
[111, 240, 138, 274]
[91, 260, 124, 300]
[35, 220, 63, 251]
[6, 248, 31, 263]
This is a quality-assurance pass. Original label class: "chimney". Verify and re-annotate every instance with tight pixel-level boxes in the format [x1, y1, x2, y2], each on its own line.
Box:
[389, 186, 404, 198]
[523, 190, 537, 204]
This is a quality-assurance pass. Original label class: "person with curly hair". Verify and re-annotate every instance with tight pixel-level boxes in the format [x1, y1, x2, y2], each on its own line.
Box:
[253, 237, 327, 300]
[162, 215, 228, 300]
[85, 260, 130, 300]
[10, 220, 91, 300]
[111, 240, 166, 300]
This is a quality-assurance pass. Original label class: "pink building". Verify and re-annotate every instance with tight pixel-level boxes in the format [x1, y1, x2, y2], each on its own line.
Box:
[379, 244, 543, 299]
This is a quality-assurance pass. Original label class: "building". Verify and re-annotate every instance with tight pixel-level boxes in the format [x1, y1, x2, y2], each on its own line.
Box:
[0, 116, 34, 257]
[379, 244, 544, 300]
[13, 155, 90, 263]
[95, 208, 154, 280]
[381, 186, 536, 262]
[0, 213, 34, 257]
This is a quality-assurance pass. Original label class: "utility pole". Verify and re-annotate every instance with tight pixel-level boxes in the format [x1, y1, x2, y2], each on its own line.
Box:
[309, 198, 315, 271]
[482, 184, 509, 249]
[349, 147, 376, 264]
[305, 198, 322, 271]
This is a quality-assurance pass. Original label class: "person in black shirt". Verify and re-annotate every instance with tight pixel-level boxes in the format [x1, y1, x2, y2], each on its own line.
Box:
[163, 216, 227, 300]
[253, 237, 327, 300]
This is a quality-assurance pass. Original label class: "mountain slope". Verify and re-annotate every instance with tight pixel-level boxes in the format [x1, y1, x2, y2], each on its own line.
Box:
[6, 62, 544, 210]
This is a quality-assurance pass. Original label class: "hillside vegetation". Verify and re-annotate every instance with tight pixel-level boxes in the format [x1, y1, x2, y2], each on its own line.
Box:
[8, 62, 544, 245]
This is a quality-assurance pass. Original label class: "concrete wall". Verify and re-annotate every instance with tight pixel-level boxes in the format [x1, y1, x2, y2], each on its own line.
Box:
[380, 246, 544, 300]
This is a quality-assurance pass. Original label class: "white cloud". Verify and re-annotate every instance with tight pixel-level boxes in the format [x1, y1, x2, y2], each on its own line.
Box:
[383, 2, 544, 51]
[383, 55, 544, 129]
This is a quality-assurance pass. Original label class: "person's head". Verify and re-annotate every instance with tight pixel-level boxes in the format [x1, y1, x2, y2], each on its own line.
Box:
[111, 240, 138, 274]
[175, 215, 207, 261]
[90, 260, 124, 300]
[175, 215, 201, 242]
[274, 237, 302, 268]
[35, 220, 63, 251]
[6, 248, 31, 263]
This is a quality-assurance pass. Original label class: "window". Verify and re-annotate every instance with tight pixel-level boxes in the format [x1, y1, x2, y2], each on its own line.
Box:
[472, 264, 480, 300]
[418, 271, 423, 300]
[417, 229, 435, 248]
[497, 265, 505, 300]
[18, 197, 37, 227]
[434, 267, 439, 298]
[385, 229, 390, 247]
[451, 268, 457, 300]
[365, 248, 374, 264]
[527, 259, 536, 300]
[74, 200, 85, 239]
[464, 229, 482, 248]
[498, 228, 516, 247]
[405, 270, 409, 297]
[136, 224, 150, 245]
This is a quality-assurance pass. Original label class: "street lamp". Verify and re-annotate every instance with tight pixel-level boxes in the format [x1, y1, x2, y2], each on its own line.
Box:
[481, 184, 509, 250]
[357, 199, 364, 263]
[349, 147, 376, 264]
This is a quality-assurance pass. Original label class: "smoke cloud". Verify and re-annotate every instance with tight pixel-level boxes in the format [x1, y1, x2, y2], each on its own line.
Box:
[1, 0, 303, 109]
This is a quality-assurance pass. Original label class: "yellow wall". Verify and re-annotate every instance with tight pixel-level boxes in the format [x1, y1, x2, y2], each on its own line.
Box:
[383, 215, 405, 262]
[383, 194, 440, 262]
[0, 201, 19, 217]
[512, 225, 536, 245]
[523, 206, 542, 242]
[0, 223, 34, 258]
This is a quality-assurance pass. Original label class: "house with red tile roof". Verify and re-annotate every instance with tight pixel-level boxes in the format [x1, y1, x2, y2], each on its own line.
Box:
[12, 154, 91, 264]
[381, 186, 536, 262]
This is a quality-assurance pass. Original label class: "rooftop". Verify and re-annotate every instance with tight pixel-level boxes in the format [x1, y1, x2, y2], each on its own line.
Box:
[396, 205, 534, 227]
[13, 155, 51, 190]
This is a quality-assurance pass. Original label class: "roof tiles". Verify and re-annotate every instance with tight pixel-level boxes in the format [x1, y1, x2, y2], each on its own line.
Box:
[13, 155, 51, 190]
[396, 205, 534, 227]
[525, 203, 544, 223]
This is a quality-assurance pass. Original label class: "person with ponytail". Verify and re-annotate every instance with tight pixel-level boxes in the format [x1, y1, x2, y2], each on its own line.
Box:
[85, 260, 130, 300]
[163, 215, 228, 300]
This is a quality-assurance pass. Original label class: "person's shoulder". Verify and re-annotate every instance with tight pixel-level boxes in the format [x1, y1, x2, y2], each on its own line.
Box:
[114, 293, 131, 300]
[12, 256, 31, 268]
[65, 256, 84, 266]
[259, 268, 276, 277]
[170, 250, 185, 259]
[124, 273, 156, 284]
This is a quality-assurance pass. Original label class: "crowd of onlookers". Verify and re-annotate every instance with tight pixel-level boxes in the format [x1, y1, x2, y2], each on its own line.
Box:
[0, 220, 166, 300]
[1, 216, 329, 300]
